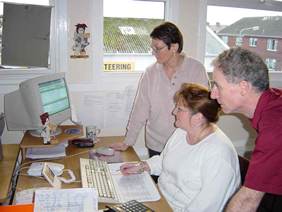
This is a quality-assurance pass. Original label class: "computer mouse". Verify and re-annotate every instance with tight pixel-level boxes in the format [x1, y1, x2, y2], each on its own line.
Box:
[95, 146, 115, 156]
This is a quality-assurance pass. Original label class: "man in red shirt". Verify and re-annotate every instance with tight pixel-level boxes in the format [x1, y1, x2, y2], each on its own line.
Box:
[211, 47, 282, 211]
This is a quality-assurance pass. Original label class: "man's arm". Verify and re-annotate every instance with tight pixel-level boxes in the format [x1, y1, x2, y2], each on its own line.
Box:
[226, 186, 265, 212]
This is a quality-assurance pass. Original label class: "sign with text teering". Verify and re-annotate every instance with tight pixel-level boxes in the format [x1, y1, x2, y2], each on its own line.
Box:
[104, 62, 135, 72]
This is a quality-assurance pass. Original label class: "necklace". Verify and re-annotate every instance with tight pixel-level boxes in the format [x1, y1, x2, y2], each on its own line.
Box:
[164, 55, 184, 80]
[188, 124, 216, 145]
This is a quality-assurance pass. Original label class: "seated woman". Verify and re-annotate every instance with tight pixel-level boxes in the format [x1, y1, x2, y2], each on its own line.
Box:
[120, 83, 241, 211]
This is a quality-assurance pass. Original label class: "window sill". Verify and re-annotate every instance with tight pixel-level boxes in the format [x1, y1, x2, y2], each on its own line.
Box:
[266, 49, 277, 52]
[0, 68, 55, 94]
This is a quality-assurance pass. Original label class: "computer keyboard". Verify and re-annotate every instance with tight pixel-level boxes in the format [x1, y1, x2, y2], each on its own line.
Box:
[80, 158, 120, 203]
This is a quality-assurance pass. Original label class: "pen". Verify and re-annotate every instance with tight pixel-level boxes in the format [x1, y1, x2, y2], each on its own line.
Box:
[105, 205, 117, 211]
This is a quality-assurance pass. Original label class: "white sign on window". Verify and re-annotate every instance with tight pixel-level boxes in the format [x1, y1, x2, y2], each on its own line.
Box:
[119, 26, 136, 35]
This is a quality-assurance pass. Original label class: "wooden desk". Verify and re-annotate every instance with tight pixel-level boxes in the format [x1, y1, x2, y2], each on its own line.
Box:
[0, 144, 20, 204]
[16, 136, 172, 211]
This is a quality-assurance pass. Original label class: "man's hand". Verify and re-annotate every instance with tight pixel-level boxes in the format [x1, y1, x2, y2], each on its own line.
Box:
[110, 142, 129, 151]
[226, 186, 265, 212]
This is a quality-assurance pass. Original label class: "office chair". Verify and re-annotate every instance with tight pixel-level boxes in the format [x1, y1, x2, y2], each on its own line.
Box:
[238, 155, 282, 212]
[0, 113, 5, 160]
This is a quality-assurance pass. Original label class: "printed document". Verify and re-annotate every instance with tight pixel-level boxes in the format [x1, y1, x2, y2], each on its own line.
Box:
[109, 162, 160, 202]
[34, 188, 98, 212]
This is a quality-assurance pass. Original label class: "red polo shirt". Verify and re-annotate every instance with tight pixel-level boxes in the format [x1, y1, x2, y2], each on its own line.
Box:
[244, 88, 282, 195]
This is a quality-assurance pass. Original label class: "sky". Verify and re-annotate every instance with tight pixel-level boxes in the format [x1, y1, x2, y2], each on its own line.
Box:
[104, 1, 282, 26]
[207, 6, 282, 25]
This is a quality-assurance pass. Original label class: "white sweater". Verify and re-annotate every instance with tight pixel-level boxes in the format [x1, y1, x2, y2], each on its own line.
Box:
[146, 128, 241, 212]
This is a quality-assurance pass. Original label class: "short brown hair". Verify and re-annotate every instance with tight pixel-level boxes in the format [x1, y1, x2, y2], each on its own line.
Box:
[174, 83, 221, 123]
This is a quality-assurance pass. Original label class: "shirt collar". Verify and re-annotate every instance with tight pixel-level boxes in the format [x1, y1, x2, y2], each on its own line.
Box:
[251, 88, 277, 129]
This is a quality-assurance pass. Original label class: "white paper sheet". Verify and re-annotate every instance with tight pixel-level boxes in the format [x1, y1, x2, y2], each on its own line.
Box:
[109, 162, 161, 202]
[34, 188, 98, 212]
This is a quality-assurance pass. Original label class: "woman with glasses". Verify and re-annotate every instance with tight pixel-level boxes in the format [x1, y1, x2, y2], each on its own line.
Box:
[111, 22, 209, 171]
[120, 83, 241, 211]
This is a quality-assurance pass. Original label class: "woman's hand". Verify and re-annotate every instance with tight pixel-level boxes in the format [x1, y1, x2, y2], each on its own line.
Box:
[120, 162, 150, 176]
[110, 142, 129, 151]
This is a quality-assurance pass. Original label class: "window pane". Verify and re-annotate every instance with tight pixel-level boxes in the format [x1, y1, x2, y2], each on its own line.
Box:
[266, 58, 277, 70]
[103, 0, 165, 72]
[267, 39, 278, 51]
[0, 0, 50, 68]
[236, 37, 243, 46]
[206, 6, 282, 72]
[249, 38, 257, 47]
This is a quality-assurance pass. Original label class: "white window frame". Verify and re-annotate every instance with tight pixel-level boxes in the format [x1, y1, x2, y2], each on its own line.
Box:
[221, 36, 228, 44]
[206, 0, 282, 85]
[102, 0, 168, 74]
[236, 36, 243, 46]
[88, 0, 172, 89]
[0, 0, 68, 95]
[267, 39, 278, 51]
[266, 58, 277, 71]
[249, 37, 258, 47]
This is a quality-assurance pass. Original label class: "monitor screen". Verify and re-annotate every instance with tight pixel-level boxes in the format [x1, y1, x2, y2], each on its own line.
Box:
[4, 73, 72, 137]
[39, 79, 70, 116]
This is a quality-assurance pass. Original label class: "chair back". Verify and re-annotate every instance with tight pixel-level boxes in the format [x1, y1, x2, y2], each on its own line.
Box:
[0, 113, 4, 160]
[238, 155, 249, 184]
[0, 113, 4, 136]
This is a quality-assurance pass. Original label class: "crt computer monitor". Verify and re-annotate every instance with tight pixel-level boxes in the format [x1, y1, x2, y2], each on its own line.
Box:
[4, 73, 71, 137]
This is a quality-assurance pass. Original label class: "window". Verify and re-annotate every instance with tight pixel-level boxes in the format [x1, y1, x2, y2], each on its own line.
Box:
[206, 3, 282, 73]
[249, 38, 258, 47]
[221, 36, 228, 44]
[0, 0, 51, 68]
[265, 58, 277, 71]
[236, 37, 243, 46]
[103, 0, 165, 72]
[267, 39, 278, 51]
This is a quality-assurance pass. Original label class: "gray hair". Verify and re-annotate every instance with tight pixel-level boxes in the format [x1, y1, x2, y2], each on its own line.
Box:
[212, 47, 269, 92]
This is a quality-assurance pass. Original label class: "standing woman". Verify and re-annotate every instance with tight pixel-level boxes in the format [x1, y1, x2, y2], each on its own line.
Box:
[120, 83, 241, 211]
[111, 22, 209, 157]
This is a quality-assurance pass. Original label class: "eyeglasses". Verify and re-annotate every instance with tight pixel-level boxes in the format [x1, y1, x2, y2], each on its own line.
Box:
[209, 80, 216, 89]
[150, 45, 167, 54]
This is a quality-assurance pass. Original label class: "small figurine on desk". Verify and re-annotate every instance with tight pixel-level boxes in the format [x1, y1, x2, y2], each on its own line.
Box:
[40, 113, 51, 145]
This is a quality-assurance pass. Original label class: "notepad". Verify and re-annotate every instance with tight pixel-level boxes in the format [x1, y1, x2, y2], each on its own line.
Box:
[108, 162, 161, 202]
[34, 188, 98, 212]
